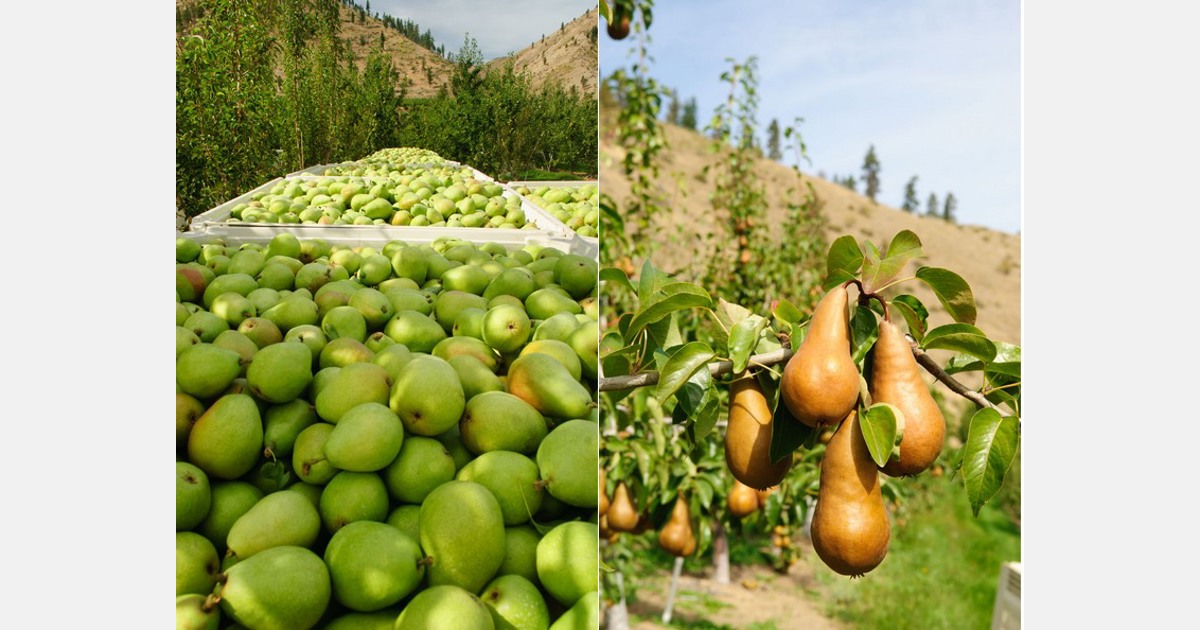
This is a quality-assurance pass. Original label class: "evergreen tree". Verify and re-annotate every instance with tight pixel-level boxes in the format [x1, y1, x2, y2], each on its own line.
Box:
[680, 97, 698, 130]
[926, 192, 940, 217]
[943, 192, 958, 223]
[901, 176, 919, 213]
[766, 118, 782, 161]
[666, 89, 680, 125]
[861, 144, 881, 202]
[845, 175, 857, 192]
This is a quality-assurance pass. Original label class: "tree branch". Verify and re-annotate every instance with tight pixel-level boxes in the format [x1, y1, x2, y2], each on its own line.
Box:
[599, 343, 1005, 412]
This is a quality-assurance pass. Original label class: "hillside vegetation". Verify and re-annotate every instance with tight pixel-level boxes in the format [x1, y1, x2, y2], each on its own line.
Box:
[487, 8, 599, 98]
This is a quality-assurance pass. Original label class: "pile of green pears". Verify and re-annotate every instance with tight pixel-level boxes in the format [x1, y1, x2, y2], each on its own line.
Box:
[176, 232, 601, 629]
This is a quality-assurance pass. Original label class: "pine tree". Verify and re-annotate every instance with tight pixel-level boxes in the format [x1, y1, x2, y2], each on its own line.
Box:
[902, 176, 919, 213]
[861, 145, 881, 202]
[926, 192, 940, 217]
[767, 118, 782, 161]
[681, 97, 698, 130]
[845, 175, 857, 192]
[666, 89, 680, 125]
[943, 192, 957, 223]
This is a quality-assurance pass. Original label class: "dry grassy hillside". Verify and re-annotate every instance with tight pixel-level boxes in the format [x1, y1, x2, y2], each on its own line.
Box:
[600, 115, 1021, 420]
[487, 9, 599, 97]
[332, 4, 454, 98]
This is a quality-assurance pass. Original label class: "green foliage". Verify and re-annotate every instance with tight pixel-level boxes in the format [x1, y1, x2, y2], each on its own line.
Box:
[902, 175, 919, 213]
[861, 144, 881, 202]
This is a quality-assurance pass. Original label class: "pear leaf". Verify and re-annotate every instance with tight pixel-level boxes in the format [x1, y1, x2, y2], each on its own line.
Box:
[860, 403, 903, 468]
[915, 266, 977, 325]
[962, 408, 1020, 516]
[772, 298, 804, 326]
[600, 267, 636, 295]
[890, 295, 929, 343]
[627, 282, 712, 339]
[826, 235, 864, 286]
[637, 258, 672, 304]
[864, 230, 924, 293]
[770, 394, 818, 464]
[655, 342, 716, 402]
[922, 323, 996, 362]
[729, 316, 768, 374]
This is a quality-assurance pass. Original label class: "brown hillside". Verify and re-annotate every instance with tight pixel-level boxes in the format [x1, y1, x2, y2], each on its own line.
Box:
[599, 111, 1021, 418]
[176, 0, 454, 98]
[487, 8, 599, 97]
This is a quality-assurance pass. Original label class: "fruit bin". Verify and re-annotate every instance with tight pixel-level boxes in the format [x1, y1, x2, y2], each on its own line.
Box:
[287, 160, 461, 177]
[507, 180, 599, 259]
[176, 226, 601, 628]
[187, 174, 576, 241]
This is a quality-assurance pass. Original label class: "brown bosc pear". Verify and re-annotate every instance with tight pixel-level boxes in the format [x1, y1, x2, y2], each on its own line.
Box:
[871, 320, 946, 477]
[810, 411, 890, 577]
[606, 481, 639, 532]
[599, 468, 610, 516]
[724, 375, 792, 490]
[728, 479, 760, 518]
[780, 285, 861, 429]
[658, 494, 697, 557]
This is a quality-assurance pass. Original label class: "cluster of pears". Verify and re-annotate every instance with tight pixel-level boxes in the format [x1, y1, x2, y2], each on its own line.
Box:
[513, 184, 599, 238]
[176, 232, 602, 629]
[315, 147, 455, 176]
[774, 284, 947, 578]
[225, 167, 535, 230]
[597, 475, 697, 558]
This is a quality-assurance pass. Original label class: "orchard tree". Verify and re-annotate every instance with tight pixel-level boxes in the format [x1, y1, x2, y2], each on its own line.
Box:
[944, 192, 958, 223]
[902, 176, 919, 213]
[862, 144, 881, 202]
[927, 192, 940, 217]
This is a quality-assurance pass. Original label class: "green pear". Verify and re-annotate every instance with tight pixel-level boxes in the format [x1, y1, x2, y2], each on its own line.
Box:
[549, 591, 599, 630]
[176, 263, 209, 304]
[184, 310, 230, 344]
[365, 331, 396, 353]
[448, 354, 505, 401]
[452, 306, 487, 339]
[246, 341, 313, 404]
[436, 423, 475, 471]
[499, 525, 542, 586]
[389, 355, 464, 436]
[420, 481, 507, 593]
[321, 611, 400, 630]
[432, 336, 500, 372]
[372, 343, 414, 381]
[324, 521, 425, 612]
[552, 255, 598, 300]
[440, 264, 492, 296]
[261, 292, 319, 333]
[177, 326, 201, 359]
[228, 249, 267, 277]
[523, 288, 582, 321]
[535, 419, 598, 509]
[293, 422, 338, 486]
[187, 394, 263, 480]
[531, 312, 582, 343]
[322, 305, 368, 343]
[210, 293, 257, 328]
[295, 261, 335, 293]
[566, 320, 599, 381]
[315, 278, 363, 320]
[390, 247, 429, 285]
[385, 504, 422, 543]
[315, 362, 392, 423]
[211, 330, 257, 377]
[330, 248, 363, 275]
[459, 391, 547, 456]
[536, 521, 599, 608]
[394, 584, 494, 630]
[266, 232, 302, 260]
[456, 451, 544, 526]
[176, 461, 211, 531]
[481, 303, 532, 354]
[434, 290, 490, 333]
[506, 353, 592, 420]
[481, 574, 550, 630]
[382, 286, 433, 316]
[256, 262, 297, 292]
[356, 253, 393, 285]
[202, 273, 258, 311]
[226, 489, 321, 561]
[384, 310, 446, 353]
[518, 339, 582, 382]
[197, 481, 263, 555]
[176, 392, 205, 450]
[323, 402, 405, 472]
[319, 336, 375, 369]
[262, 398, 318, 459]
[176, 593, 221, 630]
[483, 267, 536, 302]
[382, 436, 457, 504]
[177, 237, 202, 263]
[349, 288, 394, 331]
[237, 316, 283, 349]
[217, 545, 330, 630]
[319, 470, 390, 534]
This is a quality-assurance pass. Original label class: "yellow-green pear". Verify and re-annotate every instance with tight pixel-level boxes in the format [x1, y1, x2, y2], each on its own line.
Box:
[216, 545, 330, 630]
[187, 394, 263, 480]
[225, 489, 321, 561]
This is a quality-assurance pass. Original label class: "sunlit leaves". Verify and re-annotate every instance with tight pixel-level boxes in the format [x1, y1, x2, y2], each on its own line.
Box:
[960, 409, 1020, 516]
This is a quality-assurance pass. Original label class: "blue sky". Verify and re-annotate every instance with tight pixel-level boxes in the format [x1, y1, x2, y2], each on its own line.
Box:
[599, 0, 1021, 234]
[371, 0, 597, 60]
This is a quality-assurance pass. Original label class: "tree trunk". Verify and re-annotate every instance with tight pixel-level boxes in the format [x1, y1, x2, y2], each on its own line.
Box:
[661, 556, 685, 625]
[604, 571, 630, 630]
[713, 521, 731, 585]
